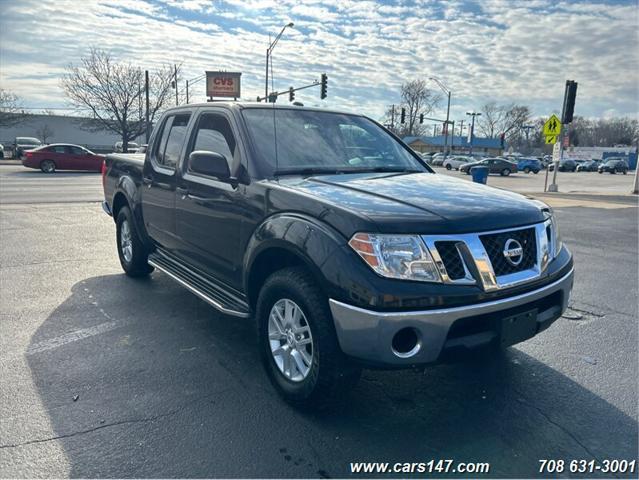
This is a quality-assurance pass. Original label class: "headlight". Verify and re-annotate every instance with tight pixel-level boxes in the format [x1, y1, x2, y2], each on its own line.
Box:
[348, 233, 441, 282]
[551, 214, 562, 257]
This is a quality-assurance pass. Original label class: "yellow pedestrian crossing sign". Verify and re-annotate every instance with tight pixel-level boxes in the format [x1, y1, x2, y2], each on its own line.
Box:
[543, 114, 561, 136]
[545, 135, 557, 144]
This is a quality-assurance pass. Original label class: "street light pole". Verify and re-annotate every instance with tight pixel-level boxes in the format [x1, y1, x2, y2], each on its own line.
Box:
[429, 77, 451, 157]
[466, 111, 481, 155]
[265, 22, 294, 99]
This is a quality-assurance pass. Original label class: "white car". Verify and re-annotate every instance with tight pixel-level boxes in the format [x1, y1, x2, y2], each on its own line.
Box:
[0, 143, 4, 159]
[443, 156, 472, 170]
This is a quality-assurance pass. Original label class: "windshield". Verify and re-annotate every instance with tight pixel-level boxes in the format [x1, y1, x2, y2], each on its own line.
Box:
[241, 108, 429, 177]
[17, 137, 41, 145]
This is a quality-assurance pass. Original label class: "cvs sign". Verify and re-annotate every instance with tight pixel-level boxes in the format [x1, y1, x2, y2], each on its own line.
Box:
[206, 71, 242, 98]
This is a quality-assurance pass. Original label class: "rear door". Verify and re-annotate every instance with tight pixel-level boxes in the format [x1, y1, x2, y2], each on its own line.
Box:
[175, 110, 245, 288]
[141, 111, 192, 249]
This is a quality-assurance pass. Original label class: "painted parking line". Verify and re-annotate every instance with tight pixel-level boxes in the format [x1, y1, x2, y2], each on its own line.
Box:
[25, 320, 122, 356]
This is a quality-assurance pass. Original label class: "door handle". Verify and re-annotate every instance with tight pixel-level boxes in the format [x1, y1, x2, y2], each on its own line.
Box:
[142, 176, 153, 187]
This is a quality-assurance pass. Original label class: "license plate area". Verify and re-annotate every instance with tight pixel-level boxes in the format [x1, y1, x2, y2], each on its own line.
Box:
[500, 308, 538, 347]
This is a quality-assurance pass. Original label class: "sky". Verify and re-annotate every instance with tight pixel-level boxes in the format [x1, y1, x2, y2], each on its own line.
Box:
[0, 0, 637, 124]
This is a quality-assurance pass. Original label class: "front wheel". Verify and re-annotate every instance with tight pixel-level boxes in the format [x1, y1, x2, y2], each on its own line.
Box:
[40, 160, 56, 173]
[116, 206, 153, 277]
[501, 168, 511, 176]
[257, 267, 361, 409]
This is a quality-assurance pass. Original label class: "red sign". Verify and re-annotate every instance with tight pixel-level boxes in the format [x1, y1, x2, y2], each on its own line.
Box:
[563, 134, 570, 147]
[206, 71, 242, 98]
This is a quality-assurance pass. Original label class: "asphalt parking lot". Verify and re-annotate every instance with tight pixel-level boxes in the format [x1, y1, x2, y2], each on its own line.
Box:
[0, 164, 637, 478]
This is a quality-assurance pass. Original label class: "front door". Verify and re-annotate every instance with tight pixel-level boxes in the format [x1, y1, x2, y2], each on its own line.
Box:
[175, 111, 244, 288]
[141, 112, 192, 250]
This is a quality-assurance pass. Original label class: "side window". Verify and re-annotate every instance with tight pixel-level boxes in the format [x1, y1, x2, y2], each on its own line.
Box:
[153, 116, 174, 166]
[68, 146, 84, 155]
[187, 113, 237, 173]
[48, 146, 66, 154]
[161, 114, 191, 169]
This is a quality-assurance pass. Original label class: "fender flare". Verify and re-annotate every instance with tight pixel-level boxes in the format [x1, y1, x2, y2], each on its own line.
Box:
[112, 176, 153, 248]
[242, 213, 347, 297]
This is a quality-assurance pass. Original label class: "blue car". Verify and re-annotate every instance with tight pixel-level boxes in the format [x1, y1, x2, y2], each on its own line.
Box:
[517, 157, 542, 174]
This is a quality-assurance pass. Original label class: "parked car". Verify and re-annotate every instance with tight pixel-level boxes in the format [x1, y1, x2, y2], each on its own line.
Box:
[102, 103, 572, 408]
[517, 158, 542, 174]
[443, 155, 472, 170]
[548, 159, 577, 172]
[134, 144, 148, 154]
[22, 143, 104, 173]
[114, 141, 140, 153]
[576, 160, 599, 172]
[459, 157, 518, 176]
[598, 158, 629, 174]
[14, 137, 42, 159]
[0, 143, 4, 159]
[431, 152, 447, 166]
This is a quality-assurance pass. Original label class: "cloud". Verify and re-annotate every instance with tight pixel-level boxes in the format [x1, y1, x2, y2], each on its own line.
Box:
[0, 0, 636, 121]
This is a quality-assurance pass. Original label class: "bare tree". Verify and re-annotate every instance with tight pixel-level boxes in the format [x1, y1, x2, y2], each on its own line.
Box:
[478, 101, 531, 139]
[61, 48, 180, 152]
[383, 80, 441, 137]
[0, 89, 24, 127]
[36, 124, 55, 144]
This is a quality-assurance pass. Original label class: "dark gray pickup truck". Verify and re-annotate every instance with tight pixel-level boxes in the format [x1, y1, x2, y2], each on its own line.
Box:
[102, 102, 574, 408]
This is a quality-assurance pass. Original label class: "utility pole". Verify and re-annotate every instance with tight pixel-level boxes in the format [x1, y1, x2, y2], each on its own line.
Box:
[632, 139, 638, 194]
[145, 70, 150, 143]
[430, 77, 451, 157]
[390, 104, 395, 132]
[174, 64, 179, 106]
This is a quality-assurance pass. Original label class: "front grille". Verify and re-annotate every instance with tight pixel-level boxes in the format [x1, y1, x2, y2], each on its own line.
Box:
[480, 227, 537, 276]
[435, 241, 466, 280]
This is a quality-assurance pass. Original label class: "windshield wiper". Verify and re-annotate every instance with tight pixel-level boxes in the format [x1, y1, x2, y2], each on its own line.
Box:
[273, 167, 344, 176]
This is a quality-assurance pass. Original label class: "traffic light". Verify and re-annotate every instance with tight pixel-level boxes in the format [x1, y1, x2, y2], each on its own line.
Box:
[419, 113, 424, 124]
[400, 108, 406, 124]
[289, 87, 295, 103]
[561, 80, 578, 124]
[320, 73, 328, 99]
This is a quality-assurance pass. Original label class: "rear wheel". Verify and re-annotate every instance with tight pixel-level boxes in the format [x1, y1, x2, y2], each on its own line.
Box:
[523, 167, 530, 174]
[501, 168, 511, 176]
[40, 160, 56, 173]
[533, 169, 539, 174]
[116, 206, 153, 277]
[257, 267, 361, 409]
[445, 164, 452, 170]
[623, 170, 627, 175]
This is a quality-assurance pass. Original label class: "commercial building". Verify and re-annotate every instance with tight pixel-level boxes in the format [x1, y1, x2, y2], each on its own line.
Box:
[0, 113, 145, 154]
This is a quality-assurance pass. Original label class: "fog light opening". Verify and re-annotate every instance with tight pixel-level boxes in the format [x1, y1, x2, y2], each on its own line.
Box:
[391, 327, 421, 358]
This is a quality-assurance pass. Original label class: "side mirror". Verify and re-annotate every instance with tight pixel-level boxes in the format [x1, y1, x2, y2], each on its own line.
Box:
[189, 150, 231, 180]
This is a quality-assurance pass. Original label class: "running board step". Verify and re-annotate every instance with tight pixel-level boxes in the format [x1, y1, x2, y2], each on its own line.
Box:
[148, 251, 250, 318]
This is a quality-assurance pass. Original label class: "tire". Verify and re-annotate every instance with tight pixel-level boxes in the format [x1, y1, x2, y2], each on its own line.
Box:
[523, 167, 530, 174]
[445, 164, 452, 170]
[257, 267, 361, 409]
[623, 170, 627, 175]
[501, 168, 511, 176]
[116, 206, 153, 277]
[40, 160, 56, 173]
[533, 170, 539, 174]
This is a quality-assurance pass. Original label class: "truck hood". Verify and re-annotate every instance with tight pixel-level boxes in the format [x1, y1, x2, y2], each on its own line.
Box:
[275, 172, 546, 235]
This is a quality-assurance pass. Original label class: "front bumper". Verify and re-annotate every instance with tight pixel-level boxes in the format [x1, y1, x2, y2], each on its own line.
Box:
[329, 267, 574, 366]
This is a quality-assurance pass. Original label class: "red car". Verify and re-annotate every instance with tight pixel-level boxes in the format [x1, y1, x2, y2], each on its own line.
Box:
[22, 144, 104, 173]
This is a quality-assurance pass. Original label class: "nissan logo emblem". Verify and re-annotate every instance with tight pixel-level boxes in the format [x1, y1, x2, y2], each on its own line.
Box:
[503, 238, 524, 266]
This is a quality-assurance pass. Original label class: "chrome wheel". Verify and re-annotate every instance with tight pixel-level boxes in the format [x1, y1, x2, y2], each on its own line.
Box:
[268, 298, 314, 382]
[41, 160, 55, 173]
[120, 220, 133, 263]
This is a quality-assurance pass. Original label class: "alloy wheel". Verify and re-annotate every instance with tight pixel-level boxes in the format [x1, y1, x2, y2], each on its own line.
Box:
[268, 298, 314, 382]
[120, 220, 133, 263]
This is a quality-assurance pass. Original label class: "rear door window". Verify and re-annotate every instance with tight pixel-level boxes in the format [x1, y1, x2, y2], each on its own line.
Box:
[153, 114, 191, 169]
